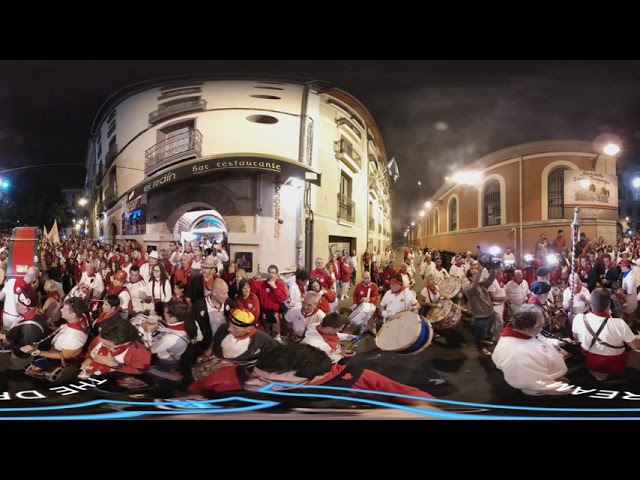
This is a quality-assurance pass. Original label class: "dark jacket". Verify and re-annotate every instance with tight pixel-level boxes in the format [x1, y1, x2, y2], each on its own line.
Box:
[212, 323, 278, 363]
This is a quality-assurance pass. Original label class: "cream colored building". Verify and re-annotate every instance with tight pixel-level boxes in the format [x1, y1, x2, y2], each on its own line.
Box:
[84, 76, 394, 273]
[408, 140, 619, 262]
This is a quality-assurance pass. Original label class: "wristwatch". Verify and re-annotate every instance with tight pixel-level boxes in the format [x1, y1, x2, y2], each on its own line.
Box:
[30, 349, 41, 357]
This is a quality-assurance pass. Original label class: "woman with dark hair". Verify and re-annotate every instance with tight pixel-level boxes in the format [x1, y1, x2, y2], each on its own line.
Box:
[81, 317, 151, 377]
[139, 300, 200, 380]
[307, 278, 332, 315]
[234, 279, 261, 329]
[144, 262, 172, 311]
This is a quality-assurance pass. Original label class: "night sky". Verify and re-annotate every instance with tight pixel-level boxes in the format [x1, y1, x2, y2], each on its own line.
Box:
[1, 60, 640, 234]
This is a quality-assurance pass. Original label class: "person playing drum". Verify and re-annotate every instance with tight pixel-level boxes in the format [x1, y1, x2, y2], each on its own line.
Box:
[301, 312, 358, 364]
[379, 274, 420, 329]
[492, 304, 574, 396]
[418, 274, 440, 316]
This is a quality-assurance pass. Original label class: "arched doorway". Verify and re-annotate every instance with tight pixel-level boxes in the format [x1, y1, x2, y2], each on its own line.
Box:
[174, 209, 229, 249]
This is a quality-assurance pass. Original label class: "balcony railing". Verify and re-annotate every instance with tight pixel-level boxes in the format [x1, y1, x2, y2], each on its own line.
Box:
[145, 129, 203, 176]
[334, 139, 361, 171]
[148, 99, 207, 125]
[337, 193, 355, 223]
[96, 199, 104, 218]
[105, 180, 118, 209]
[336, 117, 362, 139]
[105, 143, 118, 167]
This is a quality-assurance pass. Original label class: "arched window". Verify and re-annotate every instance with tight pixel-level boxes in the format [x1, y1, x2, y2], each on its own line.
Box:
[449, 198, 458, 232]
[548, 168, 566, 219]
[434, 208, 440, 234]
[483, 180, 501, 226]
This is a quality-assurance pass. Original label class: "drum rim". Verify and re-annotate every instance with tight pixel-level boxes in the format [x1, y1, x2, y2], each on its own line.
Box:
[375, 311, 429, 351]
[438, 276, 462, 299]
[426, 298, 454, 323]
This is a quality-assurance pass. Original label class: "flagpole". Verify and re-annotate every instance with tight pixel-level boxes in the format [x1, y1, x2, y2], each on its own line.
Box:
[569, 207, 580, 317]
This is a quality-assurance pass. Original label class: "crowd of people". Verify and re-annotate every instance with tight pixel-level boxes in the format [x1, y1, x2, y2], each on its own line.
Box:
[0, 234, 438, 407]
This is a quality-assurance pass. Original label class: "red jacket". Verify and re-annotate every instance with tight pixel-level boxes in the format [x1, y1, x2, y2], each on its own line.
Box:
[353, 281, 379, 305]
[249, 278, 287, 312]
[85, 336, 151, 375]
[340, 263, 353, 283]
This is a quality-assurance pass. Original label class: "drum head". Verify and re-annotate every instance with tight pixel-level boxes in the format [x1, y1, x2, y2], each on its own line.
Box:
[426, 299, 454, 323]
[438, 277, 461, 299]
[376, 310, 424, 352]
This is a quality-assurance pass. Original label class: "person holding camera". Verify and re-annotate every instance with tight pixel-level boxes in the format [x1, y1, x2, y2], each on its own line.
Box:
[464, 259, 498, 356]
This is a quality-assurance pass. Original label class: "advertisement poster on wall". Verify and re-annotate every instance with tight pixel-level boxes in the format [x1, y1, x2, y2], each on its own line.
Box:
[564, 170, 618, 212]
[235, 252, 253, 272]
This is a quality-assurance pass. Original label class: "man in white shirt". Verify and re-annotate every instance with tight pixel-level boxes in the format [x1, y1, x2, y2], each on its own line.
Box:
[0, 266, 41, 330]
[301, 312, 357, 364]
[125, 265, 148, 314]
[504, 269, 530, 318]
[502, 247, 516, 270]
[492, 304, 572, 396]
[284, 291, 325, 341]
[448, 255, 466, 278]
[78, 261, 104, 300]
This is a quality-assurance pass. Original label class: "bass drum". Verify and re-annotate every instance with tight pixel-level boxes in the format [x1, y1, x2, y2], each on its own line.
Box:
[438, 276, 461, 299]
[426, 298, 463, 330]
[347, 302, 376, 327]
[375, 310, 433, 355]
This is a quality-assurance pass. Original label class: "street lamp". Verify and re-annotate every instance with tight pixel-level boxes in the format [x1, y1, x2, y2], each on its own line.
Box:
[78, 198, 88, 207]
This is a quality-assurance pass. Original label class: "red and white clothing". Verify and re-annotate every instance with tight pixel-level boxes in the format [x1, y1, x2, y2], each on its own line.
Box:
[572, 312, 636, 375]
[420, 285, 441, 306]
[301, 324, 351, 363]
[146, 278, 172, 304]
[126, 278, 149, 313]
[286, 282, 307, 310]
[78, 271, 105, 300]
[1, 277, 32, 329]
[310, 268, 333, 289]
[85, 336, 151, 375]
[188, 363, 435, 406]
[492, 323, 569, 395]
[432, 267, 450, 285]
[353, 281, 379, 307]
[107, 284, 133, 313]
[52, 320, 89, 353]
[284, 306, 325, 340]
[235, 293, 261, 326]
[504, 279, 530, 316]
[139, 322, 190, 362]
[562, 285, 590, 314]
[249, 278, 288, 313]
[379, 287, 419, 321]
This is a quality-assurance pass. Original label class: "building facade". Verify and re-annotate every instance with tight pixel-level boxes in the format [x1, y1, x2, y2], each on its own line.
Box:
[408, 140, 619, 262]
[84, 76, 394, 274]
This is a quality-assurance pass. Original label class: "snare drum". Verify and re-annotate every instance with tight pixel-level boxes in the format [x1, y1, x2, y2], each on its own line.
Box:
[347, 302, 376, 327]
[375, 310, 433, 355]
[426, 299, 462, 330]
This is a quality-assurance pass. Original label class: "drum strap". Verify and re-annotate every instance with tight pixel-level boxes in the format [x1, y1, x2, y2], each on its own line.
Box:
[583, 317, 624, 350]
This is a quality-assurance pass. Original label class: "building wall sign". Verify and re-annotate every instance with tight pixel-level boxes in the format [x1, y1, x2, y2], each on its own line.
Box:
[564, 170, 618, 211]
[274, 175, 282, 238]
[128, 157, 321, 199]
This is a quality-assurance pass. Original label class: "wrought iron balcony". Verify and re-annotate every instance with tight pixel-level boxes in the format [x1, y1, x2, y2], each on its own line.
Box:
[334, 139, 361, 171]
[145, 129, 203, 176]
[105, 143, 118, 167]
[96, 199, 104, 218]
[148, 99, 207, 125]
[337, 193, 355, 223]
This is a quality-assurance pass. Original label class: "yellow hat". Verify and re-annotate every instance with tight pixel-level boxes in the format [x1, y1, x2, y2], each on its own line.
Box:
[229, 308, 256, 327]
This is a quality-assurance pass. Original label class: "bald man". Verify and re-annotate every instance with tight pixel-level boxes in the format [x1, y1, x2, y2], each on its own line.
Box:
[0, 266, 41, 331]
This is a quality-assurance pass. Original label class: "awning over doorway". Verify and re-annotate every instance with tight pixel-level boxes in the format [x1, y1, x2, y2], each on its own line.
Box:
[125, 154, 322, 202]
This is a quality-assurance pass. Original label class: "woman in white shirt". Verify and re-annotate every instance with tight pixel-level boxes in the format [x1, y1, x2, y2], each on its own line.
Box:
[145, 262, 172, 307]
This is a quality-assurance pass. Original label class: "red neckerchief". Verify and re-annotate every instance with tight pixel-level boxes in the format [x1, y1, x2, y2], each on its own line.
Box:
[97, 341, 130, 358]
[68, 315, 89, 332]
[316, 326, 339, 350]
[427, 285, 438, 294]
[167, 322, 186, 331]
[571, 282, 582, 295]
[231, 327, 256, 341]
[87, 271, 95, 278]
[22, 310, 37, 320]
[203, 275, 214, 292]
[107, 284, 124, 296]
[499, 322, 533, 339]
[298, 284, 306, 296]
[13, 277, 28, 295]
[304, 307, 320, 318]
[392, 286, 406, 295]
[436, 266, 443, 271]
[47, 292, 61, 303]
[579, 265, 591, 276]
[591, 311, 610, 317]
